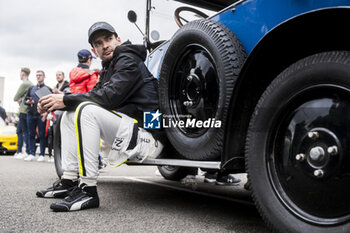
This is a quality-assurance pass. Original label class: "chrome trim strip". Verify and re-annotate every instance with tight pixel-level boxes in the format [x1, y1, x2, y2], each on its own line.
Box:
[127, 158, 221, 169]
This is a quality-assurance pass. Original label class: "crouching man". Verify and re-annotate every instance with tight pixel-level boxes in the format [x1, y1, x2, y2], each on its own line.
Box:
[36, 22, 163, 212]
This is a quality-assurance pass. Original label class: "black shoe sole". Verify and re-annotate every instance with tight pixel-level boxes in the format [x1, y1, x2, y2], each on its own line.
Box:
[50, 204, 100, 212]
[36, 191, 44, 198]
[50, 199, 100, 212]
[50, 203, 70, 212]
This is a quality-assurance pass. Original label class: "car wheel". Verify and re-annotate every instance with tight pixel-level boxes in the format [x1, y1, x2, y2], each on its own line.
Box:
[159, 19, 246, 160]
[246, 51, 350, 232]
[53, 113, 63, 178]
[157, 165, 197, 181]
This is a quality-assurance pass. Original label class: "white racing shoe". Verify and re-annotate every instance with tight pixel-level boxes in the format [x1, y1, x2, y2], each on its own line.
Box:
[128, 128, 164, 162]
[108, 128, 163, 167]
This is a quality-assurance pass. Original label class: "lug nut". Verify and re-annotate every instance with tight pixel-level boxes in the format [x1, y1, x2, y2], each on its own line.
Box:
[309, 146, 325, 162]
[295, 153, 306, 161]
[308, 131, 319, 140]
[183, 101, 193, 107]
[327, 145, 338, 156]
[182, 90, 186, 95]
[314, 169, 324, 178]
[187, 75, 193, 82]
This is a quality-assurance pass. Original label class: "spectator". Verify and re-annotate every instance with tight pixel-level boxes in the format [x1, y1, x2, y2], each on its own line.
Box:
[0, 101, 7, 123]
[24, 70, 52, 162]
[50, 71, 70, 163]
[45, 112, 56, 162]
[13, 67, 33, 159]
[36, 21, 163, 212]
[46, 70, 69, 163]
[203, 170, 241, 185]
[69, 49, 98, 93]
[53, 71, 70, 94]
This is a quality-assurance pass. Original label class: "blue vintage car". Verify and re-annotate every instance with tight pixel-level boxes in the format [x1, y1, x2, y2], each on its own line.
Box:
[137, 0, 350, 232]
[53, 0, 350, 231]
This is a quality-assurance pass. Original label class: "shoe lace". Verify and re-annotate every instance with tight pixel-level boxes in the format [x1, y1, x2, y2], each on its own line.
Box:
[68, 186, 83, 198]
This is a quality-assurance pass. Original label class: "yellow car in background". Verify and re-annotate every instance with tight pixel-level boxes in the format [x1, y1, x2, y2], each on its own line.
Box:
[0, 118, 17, 154]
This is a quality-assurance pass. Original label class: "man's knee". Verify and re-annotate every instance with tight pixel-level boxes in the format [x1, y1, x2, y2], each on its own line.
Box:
[77, 102, 99, 114]
[75, 102, 102, 122]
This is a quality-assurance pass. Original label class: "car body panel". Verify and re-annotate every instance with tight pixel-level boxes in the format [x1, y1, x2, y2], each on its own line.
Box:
[0, 125, 17, 153]
[211, 0, 350, 54]
[148, 0, 350, 80]
[146, 41, 169, 80]
[146, 0, 350, 169]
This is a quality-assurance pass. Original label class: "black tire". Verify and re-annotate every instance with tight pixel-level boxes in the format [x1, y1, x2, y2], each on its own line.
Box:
[157, 166, 197, 181]
[246, 51, 350, 233]
[47, 125, 53, 156]
[4, 151, 15, 155]
[53, 113, 63, 178]
[159, 19, 245, 160]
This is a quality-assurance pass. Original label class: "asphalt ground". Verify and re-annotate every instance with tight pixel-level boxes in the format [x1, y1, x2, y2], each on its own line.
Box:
[0, 155, 269, 233]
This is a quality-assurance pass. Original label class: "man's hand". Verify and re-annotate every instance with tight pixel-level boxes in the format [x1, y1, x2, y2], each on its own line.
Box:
[41, 112, 48, 122]
[26, 98, 34, 107]
[52, 87, 63, 94]
[38, 94, 65, 114]
[17, 99, 22, 104]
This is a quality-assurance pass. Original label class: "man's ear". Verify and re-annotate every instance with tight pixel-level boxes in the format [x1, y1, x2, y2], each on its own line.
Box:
[91, 48, 99, 58]
[116, 36, 122, 45]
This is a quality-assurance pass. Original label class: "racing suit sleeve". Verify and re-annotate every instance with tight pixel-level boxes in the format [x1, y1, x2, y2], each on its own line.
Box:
[62, 54, 144, 111]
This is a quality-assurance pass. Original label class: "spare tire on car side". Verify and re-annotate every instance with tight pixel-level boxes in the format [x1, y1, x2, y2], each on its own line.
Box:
[159, 19, 246, 160]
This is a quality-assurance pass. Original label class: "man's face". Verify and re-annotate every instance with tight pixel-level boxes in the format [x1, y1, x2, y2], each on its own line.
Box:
[36, 72, 45, 84]
[91, 31, 121, 62]
[56, 72, 64, 83]
[20, 71, 26, 80]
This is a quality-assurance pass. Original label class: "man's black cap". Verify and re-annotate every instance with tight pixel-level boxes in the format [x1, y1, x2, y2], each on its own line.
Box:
[77, 49, 95, 61]
[88, 21, 117, 44]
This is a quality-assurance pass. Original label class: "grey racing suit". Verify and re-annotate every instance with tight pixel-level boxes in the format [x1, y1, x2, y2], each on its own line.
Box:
[61, 102, 163, 186]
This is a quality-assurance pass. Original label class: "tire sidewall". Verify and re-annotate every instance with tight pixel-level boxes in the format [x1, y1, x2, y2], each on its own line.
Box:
[157, 165, 197, 181]
[159, 20, 244, 159]
[247, 53, 350, 232]
[161, 29, 224, 150]
[53, 113, 63, 178]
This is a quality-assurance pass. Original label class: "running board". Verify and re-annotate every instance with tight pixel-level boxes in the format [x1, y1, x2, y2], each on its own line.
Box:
[126, 158, 221, 169]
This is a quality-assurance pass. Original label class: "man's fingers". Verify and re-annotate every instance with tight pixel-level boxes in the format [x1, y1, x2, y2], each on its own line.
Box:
[39, 94, 53, 104]
[38, 108, 45, 115]
[48, 104, 56, 113]
[47, 101, 58, 112]
[39, 95, 48, 103]
[40, 96, 52, 105]
[38, 94, 64, 112]
[37, 102, 44, 112]
[41, 112, 48, 121]
[43, 102, 52, 110]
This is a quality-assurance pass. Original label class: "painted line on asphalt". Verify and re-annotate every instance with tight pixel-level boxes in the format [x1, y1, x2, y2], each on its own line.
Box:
[99, 175, 253, 206]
